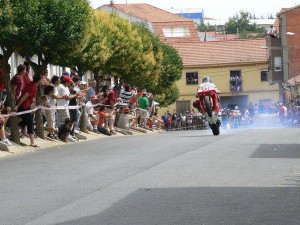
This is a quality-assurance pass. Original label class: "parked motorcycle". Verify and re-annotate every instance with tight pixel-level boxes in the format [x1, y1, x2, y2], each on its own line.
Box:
[194, 77, 221, 135]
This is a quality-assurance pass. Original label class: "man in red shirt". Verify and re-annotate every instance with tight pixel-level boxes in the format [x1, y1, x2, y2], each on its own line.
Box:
[0, 54, 5, 103]
[15, 74, 42, 147]
[11, 64, 26, 101]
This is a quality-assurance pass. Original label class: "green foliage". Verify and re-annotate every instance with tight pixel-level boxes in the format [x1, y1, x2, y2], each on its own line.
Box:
[154, 84, 180, 107]
[239, 31, 265, 39]
[18, 0, 92, 65]
[128, 24, 182, 107]
[197, 20, 216, 32]
[67, 10, 114, 76]
[226, 11, 265, 35]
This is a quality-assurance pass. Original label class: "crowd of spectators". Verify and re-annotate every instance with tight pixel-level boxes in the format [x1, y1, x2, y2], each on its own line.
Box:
[0, 54, 163, 147]
[161, 109, 208, 131]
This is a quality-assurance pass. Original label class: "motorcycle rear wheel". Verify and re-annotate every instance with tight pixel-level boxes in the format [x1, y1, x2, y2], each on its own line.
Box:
[204, 96, 213, 117]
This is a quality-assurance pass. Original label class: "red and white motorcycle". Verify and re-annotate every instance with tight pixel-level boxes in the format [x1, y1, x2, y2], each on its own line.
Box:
[193, 77, 221, 135]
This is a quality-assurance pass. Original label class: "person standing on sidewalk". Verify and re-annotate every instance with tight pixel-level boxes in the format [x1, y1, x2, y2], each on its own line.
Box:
[138, 91, 150, 127]
[103, 85, 119, 134]
[57, 76, 78, 127]
[86, 79, 97, 102]
[11, 64, 26, 101]
[14, 74, 42, 147]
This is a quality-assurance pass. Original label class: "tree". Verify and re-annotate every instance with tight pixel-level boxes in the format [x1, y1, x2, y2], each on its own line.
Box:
[92, 13, 161, 94]
[0, 0, 41, 143]
[226, 11, 265, 38]
[17, 0, 92, 138]
[154, 84, 180, 107]
[152, 43, 183, 106]
[197, 20, 216, 32]
[67, 10, 113, 78]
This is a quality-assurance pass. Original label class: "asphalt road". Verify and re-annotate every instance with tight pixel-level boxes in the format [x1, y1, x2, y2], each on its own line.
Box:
[1, 127, 300, 225]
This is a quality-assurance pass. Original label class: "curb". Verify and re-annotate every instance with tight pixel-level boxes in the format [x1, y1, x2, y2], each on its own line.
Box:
[0, 128, 164, 158]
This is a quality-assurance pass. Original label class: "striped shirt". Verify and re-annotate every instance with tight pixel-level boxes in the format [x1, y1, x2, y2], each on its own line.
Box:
[120, 89, 135, 104]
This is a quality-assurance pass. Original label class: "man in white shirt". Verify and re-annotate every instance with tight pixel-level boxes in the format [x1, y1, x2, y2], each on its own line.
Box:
[57, 76, 78, 127]
[117, 107, 133, 130]
[85, 95, 100, 133]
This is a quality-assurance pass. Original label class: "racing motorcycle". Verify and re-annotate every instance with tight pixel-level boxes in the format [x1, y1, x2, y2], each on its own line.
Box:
[193, 77, 221, 135]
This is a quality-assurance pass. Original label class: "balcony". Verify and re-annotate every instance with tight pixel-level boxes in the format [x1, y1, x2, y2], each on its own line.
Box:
[229, 78, 243, 94]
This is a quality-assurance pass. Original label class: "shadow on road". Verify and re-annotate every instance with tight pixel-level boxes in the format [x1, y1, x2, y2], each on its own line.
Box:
[55, 187, 300, 225]
[250, 144, 300, 158]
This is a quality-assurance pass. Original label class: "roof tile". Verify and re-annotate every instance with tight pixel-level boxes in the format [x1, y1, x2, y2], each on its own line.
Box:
[170, 38, 268, 67]
[105, 3, 191, 22]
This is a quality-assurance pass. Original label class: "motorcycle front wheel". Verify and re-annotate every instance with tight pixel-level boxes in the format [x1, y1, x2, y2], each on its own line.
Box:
[211, 124, 220, 135]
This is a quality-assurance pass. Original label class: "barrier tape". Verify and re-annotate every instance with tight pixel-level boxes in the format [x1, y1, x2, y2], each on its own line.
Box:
[2, 101, 149, 118]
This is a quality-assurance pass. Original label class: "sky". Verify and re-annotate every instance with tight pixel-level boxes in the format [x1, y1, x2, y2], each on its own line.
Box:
[89, 0, 300, 20]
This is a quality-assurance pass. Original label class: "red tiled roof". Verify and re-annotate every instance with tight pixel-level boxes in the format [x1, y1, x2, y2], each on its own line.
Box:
[170, 38, 268, 67]
[278, 6, 299, 15]
[103, 3, 200, 43]
[104, 3, 191, 22]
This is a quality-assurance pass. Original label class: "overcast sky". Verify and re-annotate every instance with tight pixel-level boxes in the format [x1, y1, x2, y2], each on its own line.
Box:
[89, 0, 300, 20]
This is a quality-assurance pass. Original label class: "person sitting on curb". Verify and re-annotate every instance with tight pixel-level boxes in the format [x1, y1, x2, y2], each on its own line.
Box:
[85, 95, 100, 134]
[117, 107, 133, 130]
[97, 106, 114, 136]
[58, 118, 75, 142]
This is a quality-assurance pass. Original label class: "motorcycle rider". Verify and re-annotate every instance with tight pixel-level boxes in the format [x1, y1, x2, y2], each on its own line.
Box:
[193, 76, 220, 113]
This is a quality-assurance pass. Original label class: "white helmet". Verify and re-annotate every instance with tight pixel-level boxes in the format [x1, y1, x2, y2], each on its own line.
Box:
[234, 106, 239, 110]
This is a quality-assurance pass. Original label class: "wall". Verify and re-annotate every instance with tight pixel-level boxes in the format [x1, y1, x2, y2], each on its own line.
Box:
[280, 7, 300, 80]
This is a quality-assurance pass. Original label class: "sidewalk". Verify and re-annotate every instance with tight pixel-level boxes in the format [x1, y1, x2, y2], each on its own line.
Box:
[0, 128, 164, 159]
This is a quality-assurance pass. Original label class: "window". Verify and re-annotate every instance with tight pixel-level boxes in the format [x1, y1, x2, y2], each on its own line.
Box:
[162, 26, 191, 37]
[274, 57, 282, 71]
[186, 72, 198, 85]
[229, 70, 242, 93]
[261, 70, 268, 81]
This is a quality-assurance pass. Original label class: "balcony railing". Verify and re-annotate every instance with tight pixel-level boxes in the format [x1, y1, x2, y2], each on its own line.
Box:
[230, 79, 243, 93]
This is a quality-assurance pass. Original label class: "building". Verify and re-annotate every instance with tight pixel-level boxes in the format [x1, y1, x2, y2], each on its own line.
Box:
[100, 3, 280, 111]
[167, 8, 204, 25]
[167, 38, 280, 112]
[266, 5, 300, 99]
[249, 19, 276, 30]
[100, 3, 200, 43]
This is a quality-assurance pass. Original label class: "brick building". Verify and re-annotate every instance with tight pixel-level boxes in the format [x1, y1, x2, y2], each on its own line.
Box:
[268, 5, 300, 82]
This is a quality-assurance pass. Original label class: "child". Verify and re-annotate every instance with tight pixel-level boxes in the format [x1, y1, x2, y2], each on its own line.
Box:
[58, 118, 76, 142]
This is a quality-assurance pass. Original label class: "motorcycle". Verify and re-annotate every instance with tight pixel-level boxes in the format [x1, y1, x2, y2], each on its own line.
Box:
[194, 82, 221, 135]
